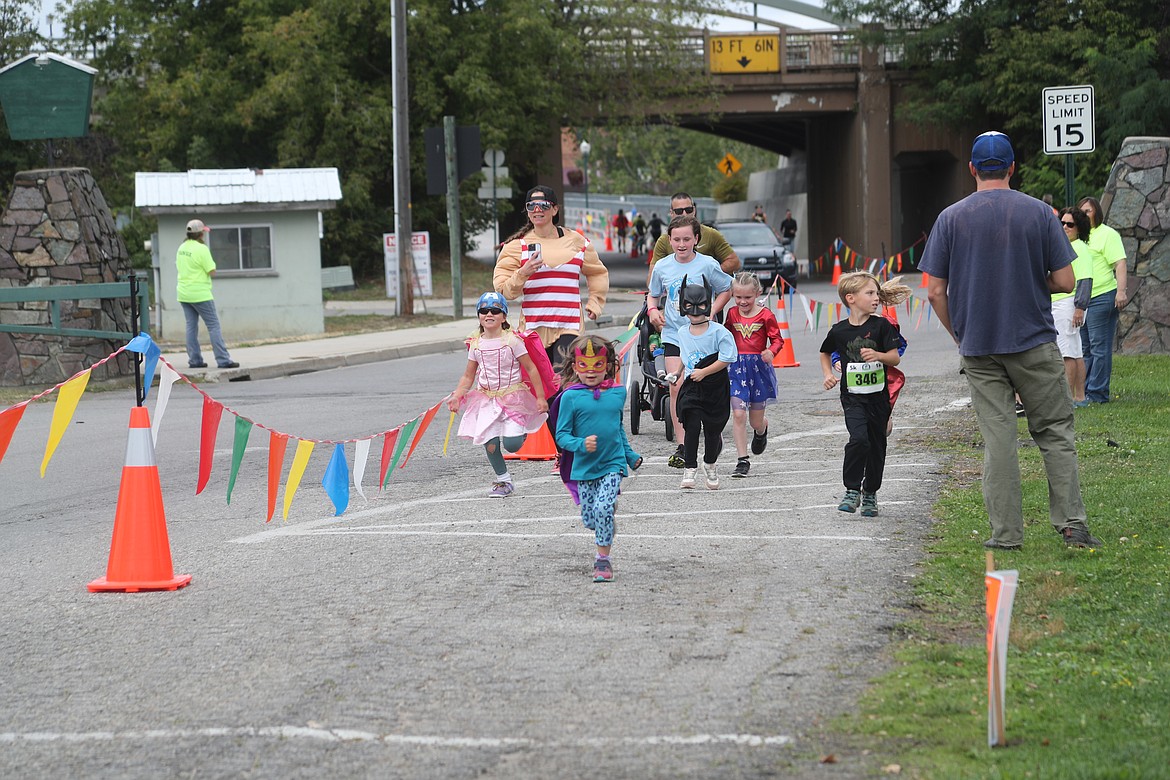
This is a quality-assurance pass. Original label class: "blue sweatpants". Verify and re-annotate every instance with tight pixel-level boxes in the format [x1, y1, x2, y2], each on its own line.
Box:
[578, 472, 622, 547]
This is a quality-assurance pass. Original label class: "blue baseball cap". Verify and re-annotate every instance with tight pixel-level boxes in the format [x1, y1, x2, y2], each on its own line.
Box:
[971, 131, 1015, 172]
[476, 291, 508, 314]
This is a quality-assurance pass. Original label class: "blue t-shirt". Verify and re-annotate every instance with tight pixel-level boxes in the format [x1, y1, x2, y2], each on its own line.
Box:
[918, 189, 1075, 357]
[648, 253, 733, 346]
[675, 320, 738, 378]
[554, 385, 641, 481]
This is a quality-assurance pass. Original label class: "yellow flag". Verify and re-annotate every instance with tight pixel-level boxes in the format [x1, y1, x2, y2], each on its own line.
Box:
[40, 370, 92, 477]
[282, 439, 316, 521]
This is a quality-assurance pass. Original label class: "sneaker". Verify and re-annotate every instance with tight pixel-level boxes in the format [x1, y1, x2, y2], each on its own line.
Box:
[488, 481, 514, 498]
[703, 462, 719, 489]
[751, 427, 768, 455]
[732, 458, 750, 478]
[656, 369, 669, 381]
[1015, 402, 1026, 417]
[667, 446, 685, 469]
[838, 489, 861, 513]
[860, 492, 878, 517]
[983, 539, 1022, 550]
[188, 361, 208, 368]
[593, 558, 613, 583]
[217, 361, 240, 369]
[680, 468, 697, 489]
[1062, 527, 1102, 548]
[1073, 399, 1091, 408]
[664, 372, 679, 385]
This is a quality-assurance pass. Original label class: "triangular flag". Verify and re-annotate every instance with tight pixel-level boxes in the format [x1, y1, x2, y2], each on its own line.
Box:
[378, 428, 401, 490]
[226, 415, 253, 505]
[282, 439, 315, 521]
[266, 432, 288, 522]
[384, 418, 418, 485]
[151, 363, 181, 445]
[400, 403, 442, 469]
[442, 411, 457, 456]
[40, 370, 91, 477]
[0, 401, 29, 468]
[353, 439, 371, 501]
[196, 396, 224, 495]
[321, 443, 350, 516]
[124, 332, 161, 399]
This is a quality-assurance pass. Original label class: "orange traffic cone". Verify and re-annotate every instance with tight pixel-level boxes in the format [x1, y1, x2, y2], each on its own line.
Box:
[830, 253, 842, 285]
[605, 227, 614, 252]
[882, 303, 900, 327]
[772, 295, 800, 368]
[504, 423, 558, 461]
[919, 271, 930, 288]
[89, 406, 191, 593]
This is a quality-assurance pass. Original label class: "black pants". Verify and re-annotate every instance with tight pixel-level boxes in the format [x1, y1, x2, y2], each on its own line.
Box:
[841, 392, 891, 493]
[677, 363, 730, 468]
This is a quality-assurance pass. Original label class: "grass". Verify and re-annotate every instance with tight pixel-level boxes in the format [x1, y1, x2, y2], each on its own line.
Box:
[839, 355, 1170, 778]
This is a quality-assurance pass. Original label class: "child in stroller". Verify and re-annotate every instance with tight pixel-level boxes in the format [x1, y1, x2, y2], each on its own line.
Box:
[628, 299, 676, 441]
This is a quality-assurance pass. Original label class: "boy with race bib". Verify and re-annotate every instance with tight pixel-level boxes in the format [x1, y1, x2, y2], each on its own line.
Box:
[819, 272, 912, 517]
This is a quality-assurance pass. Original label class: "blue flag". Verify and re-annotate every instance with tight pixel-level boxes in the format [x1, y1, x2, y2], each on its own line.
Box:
[321, 443, 350, 516]
[124, 332, 161, 399]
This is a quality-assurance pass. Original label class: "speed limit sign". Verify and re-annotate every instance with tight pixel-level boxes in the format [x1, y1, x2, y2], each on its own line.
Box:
[1043, 85, 1095, 155]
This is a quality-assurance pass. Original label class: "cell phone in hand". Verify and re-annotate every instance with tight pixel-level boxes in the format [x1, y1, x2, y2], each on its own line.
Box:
[527, 243, 542, 266]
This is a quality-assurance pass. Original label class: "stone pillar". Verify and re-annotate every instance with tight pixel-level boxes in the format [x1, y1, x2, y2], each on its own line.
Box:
[1103, 138, 1170, 354]
[0, 168, 134, 386]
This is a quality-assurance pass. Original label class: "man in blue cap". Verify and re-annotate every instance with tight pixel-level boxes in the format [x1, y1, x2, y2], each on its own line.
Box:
[919, 131, 1101, 551]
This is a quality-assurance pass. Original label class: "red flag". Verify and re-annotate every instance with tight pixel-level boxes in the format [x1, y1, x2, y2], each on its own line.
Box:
[0, 402, 28, 468]
[196, 396, 224, 495]
[266, 431, 288, 522]
[378, 428, 401, 490]
[400, 402, 443, 469]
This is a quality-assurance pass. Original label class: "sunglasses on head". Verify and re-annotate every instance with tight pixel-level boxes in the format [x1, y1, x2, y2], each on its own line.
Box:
[525, 200, 554, 213]
[477, 307, 504, 316]
[671, 206, 696, 215]
[1061, 220, 1077, 227]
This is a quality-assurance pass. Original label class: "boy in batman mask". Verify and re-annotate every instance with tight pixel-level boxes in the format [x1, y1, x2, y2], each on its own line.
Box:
[674, 276, 738, 490]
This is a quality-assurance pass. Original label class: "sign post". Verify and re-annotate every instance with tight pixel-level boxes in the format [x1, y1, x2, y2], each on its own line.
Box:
[1042, 84, 1095, 207]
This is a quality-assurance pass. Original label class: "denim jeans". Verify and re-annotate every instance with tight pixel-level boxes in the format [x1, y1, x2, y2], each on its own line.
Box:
[181, 300, 233, 367]
[1080, 289, 1118, 403]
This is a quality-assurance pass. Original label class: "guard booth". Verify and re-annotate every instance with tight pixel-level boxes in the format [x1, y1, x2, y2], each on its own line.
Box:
[0, 52, 96, 141]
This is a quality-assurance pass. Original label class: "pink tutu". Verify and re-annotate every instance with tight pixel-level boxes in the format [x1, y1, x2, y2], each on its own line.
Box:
[457, 383, 547, 445]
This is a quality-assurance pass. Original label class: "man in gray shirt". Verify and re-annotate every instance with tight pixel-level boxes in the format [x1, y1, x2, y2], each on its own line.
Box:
[919, 131, 1101, 551]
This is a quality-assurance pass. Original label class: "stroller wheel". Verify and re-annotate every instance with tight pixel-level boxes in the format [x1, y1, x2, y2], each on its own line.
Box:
[629, 384, 641, 435]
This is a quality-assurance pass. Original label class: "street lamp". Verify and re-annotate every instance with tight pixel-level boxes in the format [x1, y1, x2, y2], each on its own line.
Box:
[579, 139, 591, 210]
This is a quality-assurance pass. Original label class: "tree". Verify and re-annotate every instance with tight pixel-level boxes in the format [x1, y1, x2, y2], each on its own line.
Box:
[825, 0, 1170, 204]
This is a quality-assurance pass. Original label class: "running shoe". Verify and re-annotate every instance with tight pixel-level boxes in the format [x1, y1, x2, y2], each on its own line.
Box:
[667, 446, 686, 469]
[732, 458, 750, 478]
[680, 468, 697, 489]
[860, 492, 878, 517]
[838, 489, 861, 513]
[703, 462, 719, 490]
[1015, 402, 1026, 417]
[488, 481, 514, 498]
[593, 558, 614, 583]
[751, 426, 768, 455]
[1062, 527, 1102, 548]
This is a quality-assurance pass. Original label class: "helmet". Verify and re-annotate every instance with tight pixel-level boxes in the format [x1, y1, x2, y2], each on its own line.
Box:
[678, 274, 712, 317]
[476, 291, 508, 314]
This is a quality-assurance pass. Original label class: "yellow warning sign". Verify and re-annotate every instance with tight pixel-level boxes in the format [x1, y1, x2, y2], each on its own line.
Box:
[709, 34, 781, 74]
[718, 153, 743, 177]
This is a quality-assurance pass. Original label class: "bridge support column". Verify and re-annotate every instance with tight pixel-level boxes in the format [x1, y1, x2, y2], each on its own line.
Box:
[856, 24, 893, 263]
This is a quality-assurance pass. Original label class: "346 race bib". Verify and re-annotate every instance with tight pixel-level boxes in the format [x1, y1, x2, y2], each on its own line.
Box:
[845, 361, 885, 394]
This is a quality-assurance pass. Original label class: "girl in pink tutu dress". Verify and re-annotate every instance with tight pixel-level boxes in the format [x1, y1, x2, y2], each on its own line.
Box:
[448, 292, 548, 497]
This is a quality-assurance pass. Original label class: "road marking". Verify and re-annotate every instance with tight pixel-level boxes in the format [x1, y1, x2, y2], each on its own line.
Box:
[0, 726, 793, 748]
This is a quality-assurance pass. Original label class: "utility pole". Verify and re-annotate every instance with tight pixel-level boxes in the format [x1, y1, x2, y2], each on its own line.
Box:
[391, 0, 413, 316]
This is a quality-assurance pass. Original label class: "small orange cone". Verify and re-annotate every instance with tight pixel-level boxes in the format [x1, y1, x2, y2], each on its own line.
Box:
[89, 406, 191, 593]
[605, 227, 614, 252]
[830, 253, 842, 285]
[504, 423, 558, 461]
[772, 295, 800, 368]
[919, 271, 930, 288]
[882, 303, 900, 327]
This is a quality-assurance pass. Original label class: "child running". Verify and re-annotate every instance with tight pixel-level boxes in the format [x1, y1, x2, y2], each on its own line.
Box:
[553, 336, 642, 583]
[674, 277, 738, 490]
[725, 272, 782, 478]
[819, 272, 912, 517]
[448, 292, 548, 497]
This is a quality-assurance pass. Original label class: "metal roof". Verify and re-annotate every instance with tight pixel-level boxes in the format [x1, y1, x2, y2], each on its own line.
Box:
[135, 168, 343, 209]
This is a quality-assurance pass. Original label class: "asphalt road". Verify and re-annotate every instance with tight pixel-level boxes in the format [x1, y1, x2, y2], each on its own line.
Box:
[0, 274, 972, 779]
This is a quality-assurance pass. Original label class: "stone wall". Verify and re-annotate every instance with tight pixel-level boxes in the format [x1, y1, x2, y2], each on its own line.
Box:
[0, 168, 135, 386]
[1103, 137, 1170, 354]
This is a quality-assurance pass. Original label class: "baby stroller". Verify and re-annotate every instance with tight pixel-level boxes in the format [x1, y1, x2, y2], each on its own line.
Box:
[628, 301, 675, 441]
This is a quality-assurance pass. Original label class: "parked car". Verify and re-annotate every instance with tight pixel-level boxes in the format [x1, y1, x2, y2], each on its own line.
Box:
[714, 221, 798, 290]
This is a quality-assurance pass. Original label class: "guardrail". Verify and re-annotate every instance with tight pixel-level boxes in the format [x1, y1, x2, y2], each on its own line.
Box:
[0, 276, 150, 340]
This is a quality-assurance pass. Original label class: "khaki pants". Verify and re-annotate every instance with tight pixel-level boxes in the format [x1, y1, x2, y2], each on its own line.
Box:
[961, 342, 1088, 546]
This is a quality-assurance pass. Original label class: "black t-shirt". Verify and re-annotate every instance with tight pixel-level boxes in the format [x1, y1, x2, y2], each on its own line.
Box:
[819, 316, 900, 397]
[780, 217, 797, 239]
